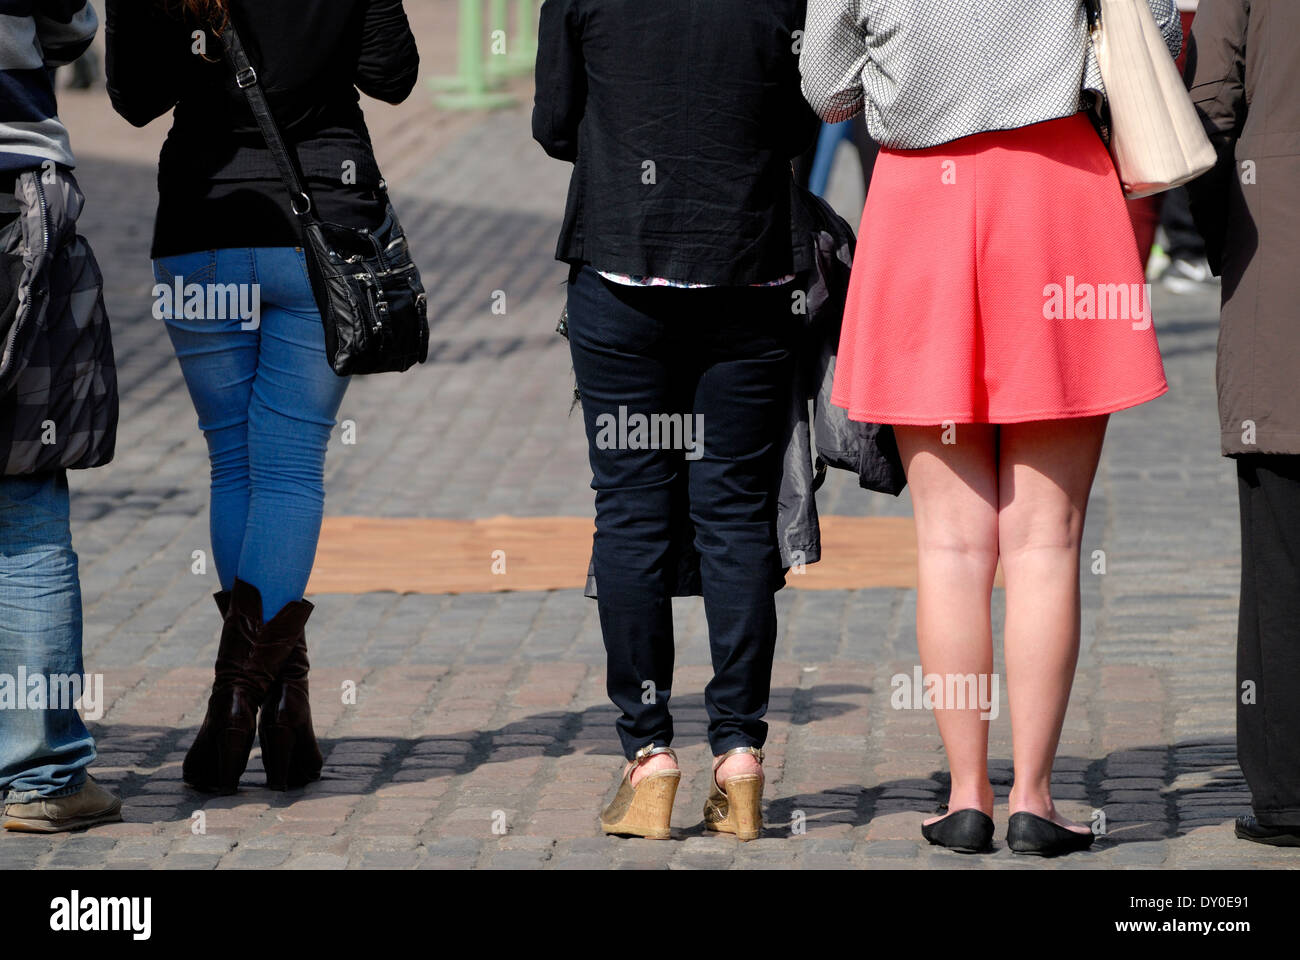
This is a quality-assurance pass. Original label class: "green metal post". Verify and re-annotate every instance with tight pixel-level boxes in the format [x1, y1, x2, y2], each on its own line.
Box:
[486, 0, 510, 80]
[430, 0, 517, 110]
[503, 0, 539, 75]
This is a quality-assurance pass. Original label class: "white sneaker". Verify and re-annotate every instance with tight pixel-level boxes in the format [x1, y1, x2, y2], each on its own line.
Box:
[1160, 257, 1217, 294]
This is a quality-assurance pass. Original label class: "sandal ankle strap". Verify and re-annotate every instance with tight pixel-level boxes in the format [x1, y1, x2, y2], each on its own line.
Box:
[713, 745, 764, 768]
[632, 744, 677, 765]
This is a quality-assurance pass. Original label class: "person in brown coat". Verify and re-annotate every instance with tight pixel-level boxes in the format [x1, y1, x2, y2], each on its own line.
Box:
[1185, 0, 1300, 846]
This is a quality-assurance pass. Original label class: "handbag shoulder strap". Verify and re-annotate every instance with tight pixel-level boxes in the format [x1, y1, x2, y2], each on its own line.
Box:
[1084, 0, 1101, 32]
[218, 21, 316, 220]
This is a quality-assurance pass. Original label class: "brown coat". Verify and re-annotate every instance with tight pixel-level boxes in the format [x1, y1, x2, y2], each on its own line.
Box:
[1185, 0, 1300, 455]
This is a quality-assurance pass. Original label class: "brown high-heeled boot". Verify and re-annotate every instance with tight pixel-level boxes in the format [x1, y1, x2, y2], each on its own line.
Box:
[182, 580, 310, 794]
[258, 605, 323, 791]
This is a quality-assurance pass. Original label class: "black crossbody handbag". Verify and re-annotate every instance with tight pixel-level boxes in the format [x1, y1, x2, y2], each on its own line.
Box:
[219, 22, 428, 376]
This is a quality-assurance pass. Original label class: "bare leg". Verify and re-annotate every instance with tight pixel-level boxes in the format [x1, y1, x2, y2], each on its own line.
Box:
[713, 751, 761, 785]
[998, 415, 1108, 833]
[628, 752, 678, 786]
[895, 424, 1000, 822]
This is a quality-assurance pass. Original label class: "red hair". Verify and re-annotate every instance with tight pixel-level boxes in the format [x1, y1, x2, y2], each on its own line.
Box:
[166, 0, 228, 27]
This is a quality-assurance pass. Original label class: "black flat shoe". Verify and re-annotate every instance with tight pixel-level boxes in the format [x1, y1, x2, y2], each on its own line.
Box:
[1235, 815, 1300, 847]
[921, 805, 994, 853]
[1007, 811, 1095, 856]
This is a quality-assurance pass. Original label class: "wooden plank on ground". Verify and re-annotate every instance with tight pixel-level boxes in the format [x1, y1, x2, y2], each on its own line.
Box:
[307, 515, 930, 595]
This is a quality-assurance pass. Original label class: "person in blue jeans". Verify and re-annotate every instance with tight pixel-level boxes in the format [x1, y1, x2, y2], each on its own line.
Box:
[148, 247, 349, 793]
[106, 0, 418, 793]
[1, 1, 123, 833]
[0, 475, 119, 831]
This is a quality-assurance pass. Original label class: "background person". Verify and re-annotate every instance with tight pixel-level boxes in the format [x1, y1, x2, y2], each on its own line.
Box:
[1, 0, 121, 833]
[1184, 0, 1300, 847]
[1154, 0, 1216, 294]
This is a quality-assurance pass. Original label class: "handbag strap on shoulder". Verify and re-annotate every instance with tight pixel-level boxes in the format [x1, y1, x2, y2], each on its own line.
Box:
[1084, 0, 1101, 32]
[218, 20, 317, 221]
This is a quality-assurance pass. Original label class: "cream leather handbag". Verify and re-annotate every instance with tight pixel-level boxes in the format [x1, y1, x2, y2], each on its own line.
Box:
[1087, 0, 1217, 198]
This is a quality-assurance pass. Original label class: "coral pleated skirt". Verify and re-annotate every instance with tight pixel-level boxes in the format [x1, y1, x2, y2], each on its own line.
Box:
[832, 112, 1168, 425]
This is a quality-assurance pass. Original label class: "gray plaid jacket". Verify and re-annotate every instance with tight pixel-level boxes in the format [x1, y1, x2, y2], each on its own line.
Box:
[0, 168, 117, 475]
[801, 0, 1182, 149]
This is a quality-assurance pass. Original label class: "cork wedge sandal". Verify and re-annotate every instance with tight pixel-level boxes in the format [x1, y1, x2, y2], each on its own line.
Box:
[703, 746, 765, 842]
[600, 745, 680, 840]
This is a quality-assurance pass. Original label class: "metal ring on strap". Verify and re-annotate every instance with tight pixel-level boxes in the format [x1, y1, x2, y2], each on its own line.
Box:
[291, 192, 312, 216]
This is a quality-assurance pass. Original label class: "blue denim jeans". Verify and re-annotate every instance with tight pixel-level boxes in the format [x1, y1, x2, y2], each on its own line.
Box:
[152, 247, 349, 620]
[0, 470, 95, 803]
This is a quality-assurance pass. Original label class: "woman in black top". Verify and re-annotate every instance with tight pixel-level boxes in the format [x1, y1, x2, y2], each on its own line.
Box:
[105, 0, 418, 795]
[534, 0, 817, 841]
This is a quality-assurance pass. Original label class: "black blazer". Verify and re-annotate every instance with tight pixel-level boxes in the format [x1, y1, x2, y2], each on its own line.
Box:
[533, 0, 818, 286]
[106, 0, 419, 258]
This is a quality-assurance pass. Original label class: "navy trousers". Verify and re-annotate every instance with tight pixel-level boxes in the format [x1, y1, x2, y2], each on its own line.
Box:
[566, 265, 792, 760]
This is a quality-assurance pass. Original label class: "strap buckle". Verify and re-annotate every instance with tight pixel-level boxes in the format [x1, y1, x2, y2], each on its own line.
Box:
[632, 744, 676, 764]
[235, 65, 258, 89]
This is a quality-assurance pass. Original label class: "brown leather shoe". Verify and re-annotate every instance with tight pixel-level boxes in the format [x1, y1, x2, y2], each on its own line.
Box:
[182, 580, 308, 794]
[3, 776, 122, 833]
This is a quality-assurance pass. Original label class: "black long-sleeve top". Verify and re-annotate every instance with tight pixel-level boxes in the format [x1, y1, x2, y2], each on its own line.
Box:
[532, 0, 819, 286]
[105, 0, 418, 259]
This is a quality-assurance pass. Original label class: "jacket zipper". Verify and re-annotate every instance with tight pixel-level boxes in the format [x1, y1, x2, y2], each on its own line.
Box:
[35, 174, 50, 254]
[349, 263, 418, 282]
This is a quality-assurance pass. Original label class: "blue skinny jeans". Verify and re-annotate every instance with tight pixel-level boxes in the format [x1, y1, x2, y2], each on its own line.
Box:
[152, 247, 349, 620]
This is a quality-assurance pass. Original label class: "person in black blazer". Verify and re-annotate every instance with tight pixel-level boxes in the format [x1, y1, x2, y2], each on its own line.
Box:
[534, 0, 817, 841]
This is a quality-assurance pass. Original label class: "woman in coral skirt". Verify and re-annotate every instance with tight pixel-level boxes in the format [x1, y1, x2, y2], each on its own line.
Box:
[802, 0, 1183, 855]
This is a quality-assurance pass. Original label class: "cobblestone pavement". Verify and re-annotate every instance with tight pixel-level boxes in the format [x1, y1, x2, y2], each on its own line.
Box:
[2, 56, 1284, 869]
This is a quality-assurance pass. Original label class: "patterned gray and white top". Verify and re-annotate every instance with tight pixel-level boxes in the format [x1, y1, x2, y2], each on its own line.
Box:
[800, 0, 1182, 150]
